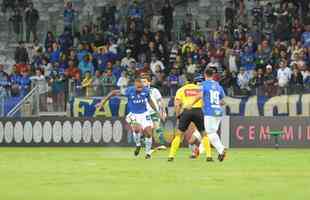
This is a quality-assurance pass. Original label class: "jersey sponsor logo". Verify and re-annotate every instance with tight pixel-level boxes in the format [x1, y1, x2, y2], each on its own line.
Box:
[184, 89, 200, 97]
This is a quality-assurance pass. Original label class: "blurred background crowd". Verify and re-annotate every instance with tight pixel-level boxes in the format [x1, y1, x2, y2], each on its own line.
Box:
[0, 0, 310, 114]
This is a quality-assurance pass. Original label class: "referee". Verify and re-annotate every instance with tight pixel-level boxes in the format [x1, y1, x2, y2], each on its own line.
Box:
[168, 73, 212, 162]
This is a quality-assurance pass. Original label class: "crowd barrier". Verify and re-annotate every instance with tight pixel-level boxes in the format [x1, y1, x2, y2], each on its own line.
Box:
[0, 116, 308, 148]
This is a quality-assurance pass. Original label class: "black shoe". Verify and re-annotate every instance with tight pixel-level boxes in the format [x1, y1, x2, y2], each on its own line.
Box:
[134, 146, 141, 156]
[189, 155, 197, 159]
[145, 154, 151, 159]
[206, 157, 214, 162]
[218, 149, 227, 162]
[167, 157, 174, 162]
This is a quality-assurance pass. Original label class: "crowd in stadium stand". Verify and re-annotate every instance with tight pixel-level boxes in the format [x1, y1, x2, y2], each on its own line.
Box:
[0, 0, 310, 111]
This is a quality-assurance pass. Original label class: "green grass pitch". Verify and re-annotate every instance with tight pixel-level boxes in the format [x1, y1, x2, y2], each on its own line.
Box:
[0, 147, 309, 200]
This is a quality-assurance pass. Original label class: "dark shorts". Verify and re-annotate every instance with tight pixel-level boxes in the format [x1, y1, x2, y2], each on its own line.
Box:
[178, 108, 204, 133]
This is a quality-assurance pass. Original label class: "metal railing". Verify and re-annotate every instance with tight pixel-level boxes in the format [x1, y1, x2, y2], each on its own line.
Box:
[0, 89, 5, 116]
[7, 85, 39, 117]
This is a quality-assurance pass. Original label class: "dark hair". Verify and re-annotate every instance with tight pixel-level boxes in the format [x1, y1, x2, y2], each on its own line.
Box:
[185, 73, 195, 83]
[204, 68, 214, 78]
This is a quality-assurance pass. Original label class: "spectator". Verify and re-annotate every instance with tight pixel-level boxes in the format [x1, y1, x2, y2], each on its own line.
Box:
[9, 8, 23, 42]
[73, 73, 82, 97]
[289, 67, 304, 94]
[25, 3, 39, 43]
[121, 49, 136, 67]
[63, 1, 75, 33]
[186, 57, 197, 74]
[81, 71, 93, 97]
[50, 73, 65, 111]
[264, 65, 277, 97]
[220, 69, 234, 95]
[301, 25, 310, 48]
[207, 56, 221, 72]
[237, 67, 250, 95]
[14, 41, 29, 64]
[100, 69, 116, 96]
[50, 43, 61, 63]
[277, 60, 291, 95]
[44, 32, 55, 50]
[150, 55, 164, 75]
[78, 55, 94, 76]
[0, 64, 10, 95]
[30, 68, 48, 111]
[240, 46, 256, 74]
[19, 69, 31, 96]
[65, 60, 80, 79]
[161, 0, 174, 41]
[167, 67, 179, 96]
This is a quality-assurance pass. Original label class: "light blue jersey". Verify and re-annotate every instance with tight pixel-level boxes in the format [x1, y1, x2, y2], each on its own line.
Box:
[202, 80, 225, 116]
[125, 86, 150, 114]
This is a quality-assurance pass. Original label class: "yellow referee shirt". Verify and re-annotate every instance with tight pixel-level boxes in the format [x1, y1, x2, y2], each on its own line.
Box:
[175, 83, 203, 109]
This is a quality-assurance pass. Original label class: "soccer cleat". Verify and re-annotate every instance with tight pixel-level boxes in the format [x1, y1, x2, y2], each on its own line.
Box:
[134, 146, 141, 156]
[193, 146, 200, 158]
[206, 157, 214, 162]
[145, 154, 151, 159]
[218, 149, 227, 162]
[167, 157, 174, 162]
[156, 145, 167, 150]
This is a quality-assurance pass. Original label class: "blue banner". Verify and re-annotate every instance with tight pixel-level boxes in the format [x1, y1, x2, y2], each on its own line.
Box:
[71, 94, 310, 117]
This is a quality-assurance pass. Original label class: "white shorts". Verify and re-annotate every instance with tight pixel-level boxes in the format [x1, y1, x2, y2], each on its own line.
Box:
[204, 116, 222, 134]
[126, 112, 153, 129]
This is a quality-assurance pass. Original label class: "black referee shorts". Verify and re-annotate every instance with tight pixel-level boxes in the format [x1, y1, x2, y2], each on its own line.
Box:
[178, 108, 204, 133]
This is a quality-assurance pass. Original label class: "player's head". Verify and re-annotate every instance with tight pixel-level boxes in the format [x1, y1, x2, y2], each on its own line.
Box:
[134, 78, 144, 92]
[185, 73, 195, 84]
[204, 68, 214, 80]
[141, 73, 151, 87]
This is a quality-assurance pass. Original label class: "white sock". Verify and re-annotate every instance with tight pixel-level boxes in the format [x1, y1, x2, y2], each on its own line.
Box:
[208, 133, 225, 155]
[193, 130, 202, 141]
[188, 144, 196, 155]
[199, 142, 205, 154]
[133, 132, 141, 147]
[145, 137, 153, 155]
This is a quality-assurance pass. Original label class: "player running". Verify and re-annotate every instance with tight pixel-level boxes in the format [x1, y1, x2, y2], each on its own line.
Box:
[167, 73, 212, 162]
[97, 78, 159, 159]
[141, 76, 167, 150]
[191, 68, 227, 162]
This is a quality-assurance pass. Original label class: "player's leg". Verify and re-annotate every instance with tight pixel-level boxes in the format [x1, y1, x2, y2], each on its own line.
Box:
[141, 113, 154, 159]
[192, 110, 213, 161]
[143, 126, 153, 159]
[132, 124, 143, 156]
[168, 111, 190, 161]
[151, 113, 166, 150]
[187, 123, 201, 159]
[126, 113, 143, 156]
[203, 116, 226, 162]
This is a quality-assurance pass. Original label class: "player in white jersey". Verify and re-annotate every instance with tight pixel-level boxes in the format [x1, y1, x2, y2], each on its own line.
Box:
[141, 76, 167, 150]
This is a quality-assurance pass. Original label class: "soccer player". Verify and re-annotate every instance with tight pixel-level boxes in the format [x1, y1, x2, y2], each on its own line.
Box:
[141, 76, 167, 150]
[191, 68, 227, 162]
[167, 73, 212, 162]
[97, 78, 159, 159]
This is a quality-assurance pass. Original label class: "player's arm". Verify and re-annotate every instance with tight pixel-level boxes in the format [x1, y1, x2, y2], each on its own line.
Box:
[96, 90, 121, 108]
[148, 97, 159, 113]
[219, 86, 226, 106]
[155, 89, 167, 120]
